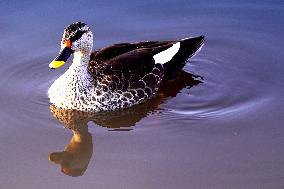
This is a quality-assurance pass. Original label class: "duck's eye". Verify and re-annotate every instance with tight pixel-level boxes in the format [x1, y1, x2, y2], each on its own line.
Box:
[65, 34, 70, 39]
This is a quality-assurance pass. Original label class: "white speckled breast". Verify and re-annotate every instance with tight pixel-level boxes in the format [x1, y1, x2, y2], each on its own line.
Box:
[48, 55, 97, 111]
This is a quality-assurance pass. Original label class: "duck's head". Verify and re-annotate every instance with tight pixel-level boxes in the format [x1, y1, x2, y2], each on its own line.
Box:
[49, 22, 93, 69]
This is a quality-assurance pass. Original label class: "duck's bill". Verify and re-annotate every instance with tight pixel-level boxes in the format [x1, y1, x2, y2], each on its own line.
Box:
[49, 47, 74, 69]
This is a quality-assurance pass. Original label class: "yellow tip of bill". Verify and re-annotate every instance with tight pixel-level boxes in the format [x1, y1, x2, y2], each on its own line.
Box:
[49, 61, 65, 69]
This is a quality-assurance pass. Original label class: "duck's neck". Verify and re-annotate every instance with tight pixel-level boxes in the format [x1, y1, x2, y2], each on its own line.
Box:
[71, 51, 91, 68]
[63, 50, 93, 89]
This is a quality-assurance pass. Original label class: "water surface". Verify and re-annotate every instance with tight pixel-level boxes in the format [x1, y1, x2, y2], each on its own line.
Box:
[0, 0, 284, 188]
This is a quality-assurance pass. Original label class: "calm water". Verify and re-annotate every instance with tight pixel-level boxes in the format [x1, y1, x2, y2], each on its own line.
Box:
[0, 0, 284, 188]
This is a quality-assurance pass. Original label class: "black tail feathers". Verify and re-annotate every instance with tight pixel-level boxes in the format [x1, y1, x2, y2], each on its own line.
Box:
[163, 35, 205, 81]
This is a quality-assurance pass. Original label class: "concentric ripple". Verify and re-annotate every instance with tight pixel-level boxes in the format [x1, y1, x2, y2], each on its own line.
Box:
[159, 41, 275, 121]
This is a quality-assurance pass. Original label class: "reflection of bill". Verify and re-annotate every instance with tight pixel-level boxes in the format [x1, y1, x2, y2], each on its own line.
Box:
[48, 71, 202, 176]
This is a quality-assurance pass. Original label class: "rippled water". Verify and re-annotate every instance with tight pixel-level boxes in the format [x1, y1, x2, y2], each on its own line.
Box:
[0, 1, 284, 188]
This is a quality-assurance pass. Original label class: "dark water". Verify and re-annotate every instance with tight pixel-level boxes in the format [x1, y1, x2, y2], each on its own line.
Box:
[0, 0, 284, 188]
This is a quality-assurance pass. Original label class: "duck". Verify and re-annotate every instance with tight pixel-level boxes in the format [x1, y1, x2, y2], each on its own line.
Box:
[48, 21, 205, 112]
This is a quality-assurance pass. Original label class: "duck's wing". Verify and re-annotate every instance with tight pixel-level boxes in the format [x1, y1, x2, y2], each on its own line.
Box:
[89, 36, 205, 97]
[91, 36, 205, 81]
[91, 41, 174, 62]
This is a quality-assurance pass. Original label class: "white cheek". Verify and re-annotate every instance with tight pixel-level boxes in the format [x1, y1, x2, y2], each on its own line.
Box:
[71, 42, 79, 51]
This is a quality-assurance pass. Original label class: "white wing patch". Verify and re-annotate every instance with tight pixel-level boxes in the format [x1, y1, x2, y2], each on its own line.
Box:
[153, 42, 180, 64]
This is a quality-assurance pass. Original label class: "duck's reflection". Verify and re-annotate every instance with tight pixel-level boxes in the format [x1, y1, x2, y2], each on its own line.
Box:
[49, 71, 202, 176]
[49, 122, 92, 177]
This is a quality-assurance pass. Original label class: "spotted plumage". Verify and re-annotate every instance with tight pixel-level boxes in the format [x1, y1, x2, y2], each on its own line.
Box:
[48, 22, 205, 112]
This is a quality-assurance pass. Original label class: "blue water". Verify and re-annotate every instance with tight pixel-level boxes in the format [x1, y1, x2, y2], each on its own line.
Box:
[0, 1, 284, 188]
